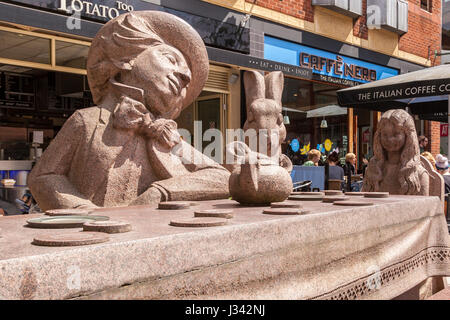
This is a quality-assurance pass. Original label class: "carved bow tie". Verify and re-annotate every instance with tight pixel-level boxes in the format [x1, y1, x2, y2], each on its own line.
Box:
[113, 96, 181, 149]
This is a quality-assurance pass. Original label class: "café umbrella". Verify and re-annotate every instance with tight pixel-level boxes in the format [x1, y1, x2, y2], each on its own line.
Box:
[337, 64, 450, 115]
[336, 64, 450, 154]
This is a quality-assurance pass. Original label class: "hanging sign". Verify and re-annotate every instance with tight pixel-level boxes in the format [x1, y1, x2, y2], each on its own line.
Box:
[300, 142, 310, 155]
[441, 124, 448, 137]
[324, 139, 333, 152]
[362, 128, 370, 143]
[290, 139, 300, 152]
[317, 144, 325, 153]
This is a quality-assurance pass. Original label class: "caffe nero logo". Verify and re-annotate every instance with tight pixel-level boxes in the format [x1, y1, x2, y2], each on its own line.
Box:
[58, 0, 133, 20]
[299, 53, 377, 82]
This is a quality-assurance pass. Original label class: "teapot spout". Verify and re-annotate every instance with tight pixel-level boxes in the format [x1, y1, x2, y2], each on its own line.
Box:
[240, 162, 259, 193]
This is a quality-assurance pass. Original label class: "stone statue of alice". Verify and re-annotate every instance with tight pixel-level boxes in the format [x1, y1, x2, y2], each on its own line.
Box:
[28, 11, 230, 211]
[363, 109, 429, 195]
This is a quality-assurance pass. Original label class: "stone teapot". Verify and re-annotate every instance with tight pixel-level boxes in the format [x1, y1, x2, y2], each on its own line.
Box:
[227, 141, 292, 205]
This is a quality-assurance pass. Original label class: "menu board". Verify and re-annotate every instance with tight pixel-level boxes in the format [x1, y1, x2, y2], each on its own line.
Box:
[0, 72, 35, 109]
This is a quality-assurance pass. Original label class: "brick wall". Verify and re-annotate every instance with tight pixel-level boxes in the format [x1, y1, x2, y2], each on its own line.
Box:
[246, 0, 314, 22]
[398, 0, 442, 65]
[426, 121, 441, 157]
[353, 0, 368, 39]
[247, 0, 441, 63]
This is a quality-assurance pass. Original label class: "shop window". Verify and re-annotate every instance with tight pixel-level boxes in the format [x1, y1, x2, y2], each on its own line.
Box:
[0, 27, 89, 75]
[0, 69, 35, 109]
[281, 77, 348, 166]
[55, 41, 89, 69]
[421, 0, 432, 12]
[0, 30, 50, 64]
[47, 72, 90, 111]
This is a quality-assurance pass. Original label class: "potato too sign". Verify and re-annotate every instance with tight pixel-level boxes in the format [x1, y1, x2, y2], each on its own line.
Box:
[58, 0, 133, 20]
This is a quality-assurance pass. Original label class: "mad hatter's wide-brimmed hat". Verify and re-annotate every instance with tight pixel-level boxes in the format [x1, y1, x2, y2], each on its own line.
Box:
[87, 11, 209, 109]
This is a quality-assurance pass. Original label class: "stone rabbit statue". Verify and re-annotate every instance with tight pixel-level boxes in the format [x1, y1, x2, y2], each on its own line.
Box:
[243, 70, 292, 172]
[227, 70, 293, 205]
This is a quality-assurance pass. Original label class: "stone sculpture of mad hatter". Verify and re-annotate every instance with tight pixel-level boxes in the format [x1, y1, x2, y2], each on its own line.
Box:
[28, 11, 230, 211]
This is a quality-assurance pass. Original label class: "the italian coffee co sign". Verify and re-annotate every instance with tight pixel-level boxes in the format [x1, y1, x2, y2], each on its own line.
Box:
[58, 0, 134, 20]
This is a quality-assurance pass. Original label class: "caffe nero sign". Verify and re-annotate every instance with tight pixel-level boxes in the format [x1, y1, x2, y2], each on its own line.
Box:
[264, 36, 399, 86]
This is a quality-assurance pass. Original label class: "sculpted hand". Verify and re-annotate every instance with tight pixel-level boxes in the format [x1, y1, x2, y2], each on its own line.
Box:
[129, 186, 164, 206]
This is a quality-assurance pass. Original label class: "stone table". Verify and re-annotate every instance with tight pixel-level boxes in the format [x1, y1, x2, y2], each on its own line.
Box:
[0, 195, 449, 300]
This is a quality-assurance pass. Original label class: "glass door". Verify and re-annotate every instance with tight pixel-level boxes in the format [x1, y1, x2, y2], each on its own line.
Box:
[195, 94, 226, 161]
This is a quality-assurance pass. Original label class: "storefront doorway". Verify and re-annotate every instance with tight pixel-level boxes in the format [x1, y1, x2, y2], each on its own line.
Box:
[176, 91, 227, 160]
[196, 94, 225, 161]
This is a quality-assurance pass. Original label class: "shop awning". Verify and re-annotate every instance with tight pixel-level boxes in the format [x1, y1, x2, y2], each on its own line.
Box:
[306, 105, 347, 118]
[336, 64, 450, 116]
[282, 107, 306, 114]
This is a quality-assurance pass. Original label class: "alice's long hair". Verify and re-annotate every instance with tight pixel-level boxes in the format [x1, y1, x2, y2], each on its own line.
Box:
[363, 109, 425, 195]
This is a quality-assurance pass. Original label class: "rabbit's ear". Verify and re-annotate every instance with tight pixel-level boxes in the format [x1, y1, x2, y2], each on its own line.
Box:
[265, 71, 284, 104]
[244, 71, 265, 107]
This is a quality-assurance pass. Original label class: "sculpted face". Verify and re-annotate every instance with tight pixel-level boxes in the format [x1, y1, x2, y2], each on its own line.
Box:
[122, 43, 192, 118]
[380, 120, 406, 152]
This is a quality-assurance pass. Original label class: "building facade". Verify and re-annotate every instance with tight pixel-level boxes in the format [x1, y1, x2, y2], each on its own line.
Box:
[441, 0, 450, 155]
[0, 0, 443, 170]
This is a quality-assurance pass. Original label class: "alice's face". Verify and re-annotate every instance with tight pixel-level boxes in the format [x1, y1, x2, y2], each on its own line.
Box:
[123, 43, 191, 118]
[380, 120, 406, 152]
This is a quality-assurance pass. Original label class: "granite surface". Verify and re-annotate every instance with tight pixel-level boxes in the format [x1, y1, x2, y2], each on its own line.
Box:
[0, 196, 449, 300]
